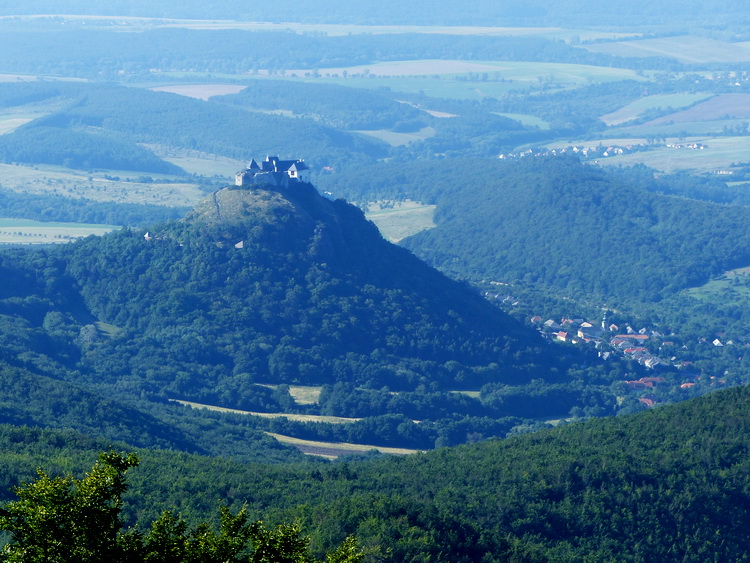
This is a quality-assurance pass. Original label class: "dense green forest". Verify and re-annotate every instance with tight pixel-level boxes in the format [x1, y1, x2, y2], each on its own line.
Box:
[2, 384, 750, 560]
[321, 157, 750, 302]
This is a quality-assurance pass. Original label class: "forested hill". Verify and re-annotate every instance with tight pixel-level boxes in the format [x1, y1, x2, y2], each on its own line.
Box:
[43, 180, 566, 410]
[396, 157, 750, 302]
[3, 380, 750, 560]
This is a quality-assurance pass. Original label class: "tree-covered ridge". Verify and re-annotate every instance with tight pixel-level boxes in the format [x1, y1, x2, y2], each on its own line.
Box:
[216, 80, 428, 131]
[0, 82, 387, 169]
[0, 125, 183, 174]
[2, 384, 750, 561]
[393, 157, 750, 302]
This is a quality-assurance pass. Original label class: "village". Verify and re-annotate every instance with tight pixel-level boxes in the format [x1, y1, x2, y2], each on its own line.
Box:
[527, 312, 730, 409]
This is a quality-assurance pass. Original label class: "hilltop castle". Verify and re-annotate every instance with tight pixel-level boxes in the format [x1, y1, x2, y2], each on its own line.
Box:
[235, 156, 310, 188]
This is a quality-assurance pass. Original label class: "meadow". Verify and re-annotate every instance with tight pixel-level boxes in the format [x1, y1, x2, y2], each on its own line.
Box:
[364, 200, 436, 242]
[0, 218, 117, 244]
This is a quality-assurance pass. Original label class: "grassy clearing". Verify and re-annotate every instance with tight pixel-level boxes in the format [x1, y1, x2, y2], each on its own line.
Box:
[365, 200, 436, 242]
[172, 399, 359, 424]
[495, 112, 550, 129]
[450, 390, 481, 398]
[94, 321, 122, 338]
[601, 93, 715, 126]
[354, 126, 435, 147]
[264, 433, 422, 459]
[0, 218, 118, 244]
[0, 162, 205, 207]
[583, 36, 750, 64]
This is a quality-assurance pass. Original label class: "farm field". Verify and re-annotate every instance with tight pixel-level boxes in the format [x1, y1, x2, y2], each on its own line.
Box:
[582, 35, 750, 64]
[600, 93, 715, 126]
[264, 433, 421, 459]
[284, 59, 645, 83]
[265, 61, 647, 100]
[150, 84, 247, 100]
[0, 15, 635, 42]
[0, 162, 205, 206]
[365, 200, 436, 242]
[354, 126, 436, 147]
[146, 144, 243, 179]
[0, 218, 117, 244]
[596, 136, 750, 173]
[643, 94, 750, 126]
[495, 112, 550, 129]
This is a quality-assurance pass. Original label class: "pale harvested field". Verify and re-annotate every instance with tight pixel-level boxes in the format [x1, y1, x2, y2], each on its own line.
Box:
[145, 144, 244, 178]
[150, 84, 247, 100]
[596, 136, 750, 173]
[265, 433, 422, 459]
[601, 93, 714, 126]
[0, 218, 117, 244]
[583, 36, 750, 64]
[0, 117, 35, 134]
[0, 162, 205, 207]
[644, 94, 750, 125]
[0, 16, 634, 41]
[172, 399, 360, 424]
[255, 384, 322, 405]
[365, 200, 436, 242]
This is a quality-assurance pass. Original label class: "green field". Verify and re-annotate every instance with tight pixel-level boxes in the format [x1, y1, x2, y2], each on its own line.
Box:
[365, 200, 436, 242]
[0, 218, 118, 244]
[601, 93, 714, 126]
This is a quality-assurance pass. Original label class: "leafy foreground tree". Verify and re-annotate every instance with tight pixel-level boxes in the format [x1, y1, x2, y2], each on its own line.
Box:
[0, 451, 362, 563]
